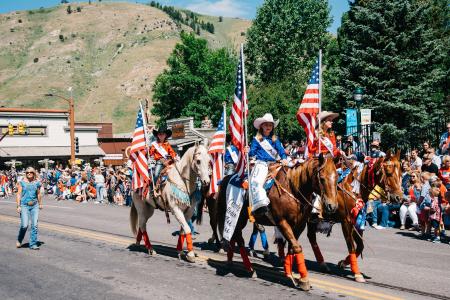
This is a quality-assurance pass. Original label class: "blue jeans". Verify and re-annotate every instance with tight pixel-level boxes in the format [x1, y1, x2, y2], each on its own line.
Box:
[248, 224, 268, 250]
[18, 204, 39, 248]
[372, 200, 389, 227]
[96, 183, 104, 202]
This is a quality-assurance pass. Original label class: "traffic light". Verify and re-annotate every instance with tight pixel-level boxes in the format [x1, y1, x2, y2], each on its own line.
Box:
[75, 137, 79, 153]
[8, 123, 14, 136]
[18, 122, 26, 135]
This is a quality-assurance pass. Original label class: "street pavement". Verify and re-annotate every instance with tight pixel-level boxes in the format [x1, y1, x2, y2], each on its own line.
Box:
[0, 195, 449, 300]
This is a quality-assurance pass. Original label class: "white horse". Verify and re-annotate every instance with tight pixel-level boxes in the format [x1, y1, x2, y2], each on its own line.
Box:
[130, 144, 210, 261]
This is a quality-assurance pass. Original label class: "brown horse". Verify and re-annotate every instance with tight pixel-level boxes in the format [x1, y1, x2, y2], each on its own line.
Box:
[304, 150, 403, 283]
[215, 155, 339, 291]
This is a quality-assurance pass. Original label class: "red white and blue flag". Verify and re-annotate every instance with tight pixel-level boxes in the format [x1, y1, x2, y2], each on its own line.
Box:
[297, 58, 320, 158]
[229, 47, 247, 178]
[208, 112, 225, 194]
[130, 107, 149, 190]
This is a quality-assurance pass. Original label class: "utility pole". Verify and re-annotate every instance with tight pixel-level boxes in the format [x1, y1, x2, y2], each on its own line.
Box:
[45, 88, 76, 166]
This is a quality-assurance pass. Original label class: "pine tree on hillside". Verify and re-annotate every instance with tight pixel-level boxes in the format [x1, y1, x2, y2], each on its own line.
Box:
[327, 0, 448, 147]
[246, 0, 331, 84]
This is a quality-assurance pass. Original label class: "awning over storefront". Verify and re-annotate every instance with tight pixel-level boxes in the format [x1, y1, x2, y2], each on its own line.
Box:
[0, 146, 105, 158]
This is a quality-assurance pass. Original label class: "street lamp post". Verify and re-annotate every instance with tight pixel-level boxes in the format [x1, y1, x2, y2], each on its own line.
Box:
[45, 90, 75, 166]
[353, 87, 364, 151]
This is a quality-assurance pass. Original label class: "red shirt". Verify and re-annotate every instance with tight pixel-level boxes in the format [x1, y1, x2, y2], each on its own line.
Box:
[438, 167, 450, 185]
[311, 131, 340, 157]
[149, 141, 177, 161]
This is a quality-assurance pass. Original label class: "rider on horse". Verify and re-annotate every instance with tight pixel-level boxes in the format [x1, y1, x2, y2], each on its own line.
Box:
[149, 126, 178, 194]
[224, 135, 239, 176]
[310, 111, 342, 221]
[247, 113, 288, 218]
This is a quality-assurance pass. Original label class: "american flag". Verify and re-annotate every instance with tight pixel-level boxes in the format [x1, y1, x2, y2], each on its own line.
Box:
[296, 58, 320, 158]
[130, 108, 149, 190]
[229, 46, 247, 178]
[208, 112, 225, 194]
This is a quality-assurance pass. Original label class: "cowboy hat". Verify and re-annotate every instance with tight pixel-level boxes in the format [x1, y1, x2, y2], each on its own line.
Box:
[370, 140, 381, 148]
[318, 111, 339, 123]
[253, 113, 279, 130]
[152, 125, 172, 138]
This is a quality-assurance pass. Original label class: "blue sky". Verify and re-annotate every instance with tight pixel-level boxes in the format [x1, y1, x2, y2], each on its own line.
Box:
[0, 0, 349, 32]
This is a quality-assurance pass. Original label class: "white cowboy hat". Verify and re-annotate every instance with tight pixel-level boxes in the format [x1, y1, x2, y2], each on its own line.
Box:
[318, 111, 339, 123]
[253, 113, 279, 130]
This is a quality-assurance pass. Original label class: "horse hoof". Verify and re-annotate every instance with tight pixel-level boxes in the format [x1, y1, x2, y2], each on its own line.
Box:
[207, 237, 215, 245]
[148, 248, 156, 255]
[218, 248, 225, 254]
[186, 251, 196, 263]
[337, 260, 347, 270]
[298, 278, 311, 291]
[177, 251, 183, 260]
[355, 274, 366, 283]
[319, 262, 331, 273]
[249, 270, 257, 279]
[287, 275, 299, 288]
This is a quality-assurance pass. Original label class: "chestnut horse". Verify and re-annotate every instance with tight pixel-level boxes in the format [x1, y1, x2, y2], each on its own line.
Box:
[215, 155, 339, 291]
[304, 150, 403, 282]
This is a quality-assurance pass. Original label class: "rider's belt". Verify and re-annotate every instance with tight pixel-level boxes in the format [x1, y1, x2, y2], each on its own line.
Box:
[26, 200, 37, 206]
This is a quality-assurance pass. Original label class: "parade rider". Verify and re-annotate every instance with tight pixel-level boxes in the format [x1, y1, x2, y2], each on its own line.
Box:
[246, 113, 288, 218]
[310, 111, 342, 222]
[224, 134, 239, 176]
[149, 126, 178, 189]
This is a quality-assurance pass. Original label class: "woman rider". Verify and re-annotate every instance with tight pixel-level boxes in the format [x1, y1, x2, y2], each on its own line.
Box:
[246, 113, 288, 217]
[311, 111, 342, 221]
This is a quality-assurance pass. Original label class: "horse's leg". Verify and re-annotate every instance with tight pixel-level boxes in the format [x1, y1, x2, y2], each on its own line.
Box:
[306, 222, 330, 272]
[278, 220, 310, 291]
[207, 195, 221, 251]
[235, 232, 254, 275]
[338, 221, 365, 283]
[171, 204, 195, 262]
[227, 239, 236, 264]
[136, 228, 143, 245]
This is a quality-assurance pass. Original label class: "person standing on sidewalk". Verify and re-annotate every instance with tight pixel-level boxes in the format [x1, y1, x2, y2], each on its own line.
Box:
[16, 167, 42, 250]
[94, 168, 105, 204]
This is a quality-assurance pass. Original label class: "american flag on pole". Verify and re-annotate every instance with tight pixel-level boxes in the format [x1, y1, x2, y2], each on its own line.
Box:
[208, 112, 225, 194]
[229, 47, 247, 178]
[296, 58, 320, 158]
[130, 108, 149, 190]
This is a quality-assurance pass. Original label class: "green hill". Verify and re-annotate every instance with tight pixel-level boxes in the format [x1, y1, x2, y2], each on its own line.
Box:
[0, 2, 251, 132]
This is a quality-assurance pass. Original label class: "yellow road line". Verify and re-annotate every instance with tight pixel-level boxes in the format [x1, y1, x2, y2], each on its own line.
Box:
[1, 214, 403, 300]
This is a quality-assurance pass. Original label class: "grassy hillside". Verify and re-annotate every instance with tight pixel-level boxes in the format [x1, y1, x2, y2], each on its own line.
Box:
[0, 2, 251, 132]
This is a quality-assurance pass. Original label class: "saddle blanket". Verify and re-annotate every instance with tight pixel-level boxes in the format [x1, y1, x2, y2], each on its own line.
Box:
[223, 174, 245, 241]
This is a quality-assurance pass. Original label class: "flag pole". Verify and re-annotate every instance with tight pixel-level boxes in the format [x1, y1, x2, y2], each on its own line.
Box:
[241, 43, 252, 204]
[318, 49, 322, 155]
[222, 101, 227, 179]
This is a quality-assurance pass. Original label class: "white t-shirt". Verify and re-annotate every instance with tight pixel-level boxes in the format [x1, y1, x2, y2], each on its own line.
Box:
[94, 174, 105, 185]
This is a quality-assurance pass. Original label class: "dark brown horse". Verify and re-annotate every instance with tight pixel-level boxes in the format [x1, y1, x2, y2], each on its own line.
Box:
[214, 155, 339, 291]
[304, 150, 403, 282]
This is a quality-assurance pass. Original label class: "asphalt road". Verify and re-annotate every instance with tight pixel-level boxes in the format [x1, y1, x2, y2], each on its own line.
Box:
[0, 195, 449, 300]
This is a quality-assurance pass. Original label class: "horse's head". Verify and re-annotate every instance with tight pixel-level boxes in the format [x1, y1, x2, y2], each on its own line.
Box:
[381, 150, 403, 203]
[313, 154, 339, 214]
[191, 143, 211, 186]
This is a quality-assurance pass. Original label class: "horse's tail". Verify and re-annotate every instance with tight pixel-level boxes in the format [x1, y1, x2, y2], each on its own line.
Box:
[217, 176, 232, 238]
[196, 185, 209, 225]
[130, 201, 138, 237]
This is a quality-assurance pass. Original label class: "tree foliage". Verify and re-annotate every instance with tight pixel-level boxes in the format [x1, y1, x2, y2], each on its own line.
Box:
[246, 0, 332, 84]
[151, 32, 236, 126]
[326, 0, 449, 148]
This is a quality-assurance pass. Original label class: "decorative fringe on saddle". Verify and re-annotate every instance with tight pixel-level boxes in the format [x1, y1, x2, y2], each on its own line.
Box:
[169, 183, 191, 207]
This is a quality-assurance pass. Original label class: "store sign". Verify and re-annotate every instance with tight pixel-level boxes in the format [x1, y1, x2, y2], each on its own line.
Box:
[172, 123, 185, 139]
